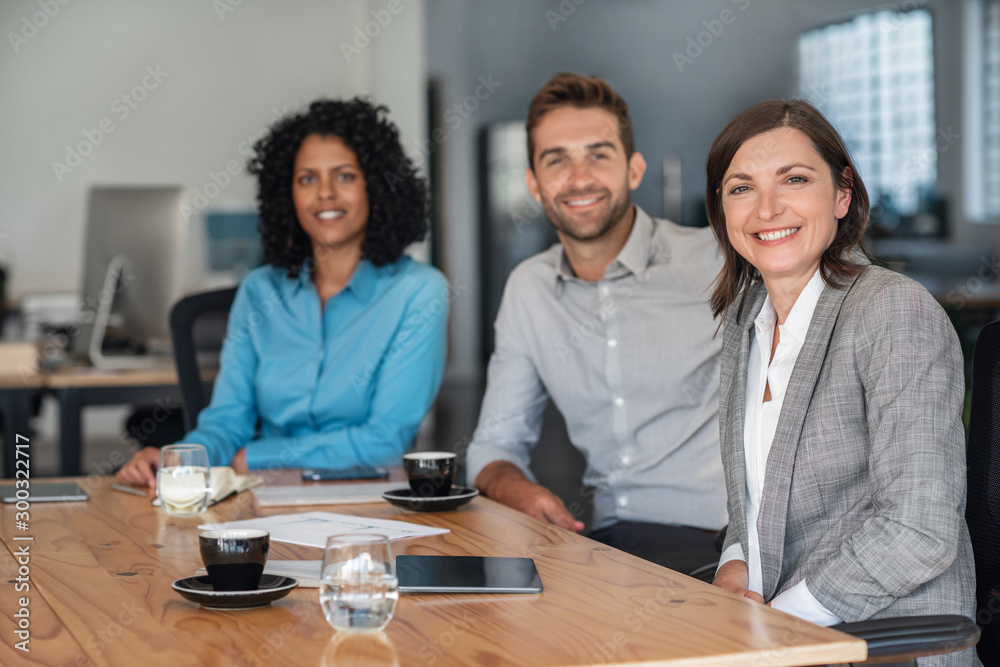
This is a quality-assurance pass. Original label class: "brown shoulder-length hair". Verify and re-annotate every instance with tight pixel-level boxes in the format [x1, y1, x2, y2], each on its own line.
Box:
[705, 99, 871, 319]
[526, 72, 634, 169]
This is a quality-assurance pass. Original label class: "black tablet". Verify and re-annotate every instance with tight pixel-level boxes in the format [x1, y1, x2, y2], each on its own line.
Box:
[396, 555, 543, 594]
[0, 482, 90, 503]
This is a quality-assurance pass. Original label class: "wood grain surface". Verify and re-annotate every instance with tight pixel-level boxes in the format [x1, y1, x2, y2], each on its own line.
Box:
[1, 473, 866, 666]
[43, 366, 215, 389]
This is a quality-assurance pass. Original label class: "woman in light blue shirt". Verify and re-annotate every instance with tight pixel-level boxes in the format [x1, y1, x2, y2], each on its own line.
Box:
[117, 99, 448, 485]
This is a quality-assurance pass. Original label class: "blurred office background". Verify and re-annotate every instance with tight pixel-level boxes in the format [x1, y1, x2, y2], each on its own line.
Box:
[1, 1, 997, 520]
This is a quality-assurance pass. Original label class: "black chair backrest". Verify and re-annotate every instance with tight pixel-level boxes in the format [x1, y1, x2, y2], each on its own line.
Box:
[169, 287, 237, 431]
[967, 319, 1000, 664]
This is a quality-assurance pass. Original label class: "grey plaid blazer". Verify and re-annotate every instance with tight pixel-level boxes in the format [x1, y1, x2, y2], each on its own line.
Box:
[719, 263, 979, 666]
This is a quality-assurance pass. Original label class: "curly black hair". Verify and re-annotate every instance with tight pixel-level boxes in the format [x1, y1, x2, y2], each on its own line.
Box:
[247, 98, 429, 277]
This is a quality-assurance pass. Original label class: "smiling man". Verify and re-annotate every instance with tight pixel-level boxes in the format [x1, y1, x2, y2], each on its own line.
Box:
[466, 73, 727, 573]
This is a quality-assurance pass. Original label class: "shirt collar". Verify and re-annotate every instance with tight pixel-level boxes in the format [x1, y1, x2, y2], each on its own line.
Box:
[291, 258, 378, 304]
[755, 269, 826, 345]
[553, 205, 656, 289]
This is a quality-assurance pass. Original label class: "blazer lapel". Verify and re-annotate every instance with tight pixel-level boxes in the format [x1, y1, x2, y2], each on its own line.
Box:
[722, 285, 768, 554]
[758, 272, 861, 599]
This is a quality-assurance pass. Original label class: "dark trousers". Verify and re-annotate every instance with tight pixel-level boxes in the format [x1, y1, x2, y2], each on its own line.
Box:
[588, 521, 720, 576]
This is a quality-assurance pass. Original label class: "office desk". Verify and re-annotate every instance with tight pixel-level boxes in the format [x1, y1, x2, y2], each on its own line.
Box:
[0, 474, 867, 666]
[0, 365, 216, 478]
[45, 366, 193, 477]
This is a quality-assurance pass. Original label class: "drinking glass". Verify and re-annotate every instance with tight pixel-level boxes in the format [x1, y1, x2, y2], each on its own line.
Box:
[157, 444, 211, 517]
[320, 534, 398, 633]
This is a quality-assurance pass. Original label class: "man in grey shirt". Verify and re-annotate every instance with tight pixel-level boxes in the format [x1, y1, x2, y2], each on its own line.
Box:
[466, 73, 726, 574]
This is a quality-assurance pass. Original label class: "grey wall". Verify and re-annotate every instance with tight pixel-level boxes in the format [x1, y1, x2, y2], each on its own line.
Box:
[428, 0, 997, 380]
[1, 0, 427, 297]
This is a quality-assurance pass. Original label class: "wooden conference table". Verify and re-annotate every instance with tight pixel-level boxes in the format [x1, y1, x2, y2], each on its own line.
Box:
[0, 472, 866, 666]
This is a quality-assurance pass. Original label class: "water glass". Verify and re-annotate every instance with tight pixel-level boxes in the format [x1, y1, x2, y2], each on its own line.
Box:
[157, 444, 211, 517]
[320, 534, 398, 633]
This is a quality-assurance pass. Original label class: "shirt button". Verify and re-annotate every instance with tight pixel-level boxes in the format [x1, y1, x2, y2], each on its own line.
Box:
[600, 286, 611, 296]
[607, 339, 618, 347]
[614, 397, 624, 407]
[618, 496, 628, 507]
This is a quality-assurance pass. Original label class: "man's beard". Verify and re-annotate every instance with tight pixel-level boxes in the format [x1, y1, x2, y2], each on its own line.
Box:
[540, 184, 632, 243]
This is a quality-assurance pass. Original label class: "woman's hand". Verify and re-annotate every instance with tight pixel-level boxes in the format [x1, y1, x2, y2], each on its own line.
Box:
[115, 447, 161, 495]
[230, 448, 248, 474]
[712, 559, 765, 604]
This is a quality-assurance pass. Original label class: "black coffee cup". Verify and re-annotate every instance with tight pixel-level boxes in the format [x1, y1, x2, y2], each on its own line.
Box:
[199, 529, 269, 591]
[403, 452, 457, 498]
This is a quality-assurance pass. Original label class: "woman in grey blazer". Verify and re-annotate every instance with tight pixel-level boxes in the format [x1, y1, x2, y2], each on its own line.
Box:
[705, 99, 978, 666]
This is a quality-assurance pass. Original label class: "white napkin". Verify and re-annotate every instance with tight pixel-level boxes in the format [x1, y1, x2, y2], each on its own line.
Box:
[152, 466, 263, 507]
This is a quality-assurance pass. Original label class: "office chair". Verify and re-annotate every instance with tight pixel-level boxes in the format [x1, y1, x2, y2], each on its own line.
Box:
[169, 287, 237, 431]
[967, 319, 1000, 665]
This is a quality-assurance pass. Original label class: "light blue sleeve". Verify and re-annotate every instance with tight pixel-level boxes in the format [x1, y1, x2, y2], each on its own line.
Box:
[179, 281, 261, 467]
[243, 273, 448, 470]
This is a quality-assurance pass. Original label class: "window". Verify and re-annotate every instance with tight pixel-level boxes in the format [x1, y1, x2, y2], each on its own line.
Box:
[798, 10, 936, 220]
[983, 1, 1000, 217]
[964, 0, 1000, 223]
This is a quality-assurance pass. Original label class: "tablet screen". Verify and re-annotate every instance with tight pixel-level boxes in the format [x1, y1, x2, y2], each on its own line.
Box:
[396, 555, 543, 594]
[0, 482, 90, 503]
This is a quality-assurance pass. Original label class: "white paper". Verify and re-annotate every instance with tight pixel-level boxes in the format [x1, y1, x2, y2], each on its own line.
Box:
[253, 482, 399, 507]
[198, 510, 448, 547]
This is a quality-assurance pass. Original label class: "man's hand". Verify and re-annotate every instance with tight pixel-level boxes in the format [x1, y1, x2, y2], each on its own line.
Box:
[712, 559, 765, 604]
[115, 447, 161, 495]
[230, 448, 248, 474]
[476, 461, 584, 532]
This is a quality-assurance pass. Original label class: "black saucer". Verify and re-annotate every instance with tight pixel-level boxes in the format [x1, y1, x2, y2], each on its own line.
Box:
[382, 486, 479, 512]
[172, 574, 298, 610]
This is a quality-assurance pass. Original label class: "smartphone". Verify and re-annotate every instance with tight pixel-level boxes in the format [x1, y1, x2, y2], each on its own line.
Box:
[0, 482, 90, 503]
[300, 466, 389, 482]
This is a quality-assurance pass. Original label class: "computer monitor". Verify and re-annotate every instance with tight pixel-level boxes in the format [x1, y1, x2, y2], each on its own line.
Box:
[204, 210, 263, 282]
[76, 185, 188, 369]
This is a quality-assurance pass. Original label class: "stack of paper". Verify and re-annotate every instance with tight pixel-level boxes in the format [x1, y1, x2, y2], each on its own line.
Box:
[253, 482, 398, 507]
[199, 510, 449, 547]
